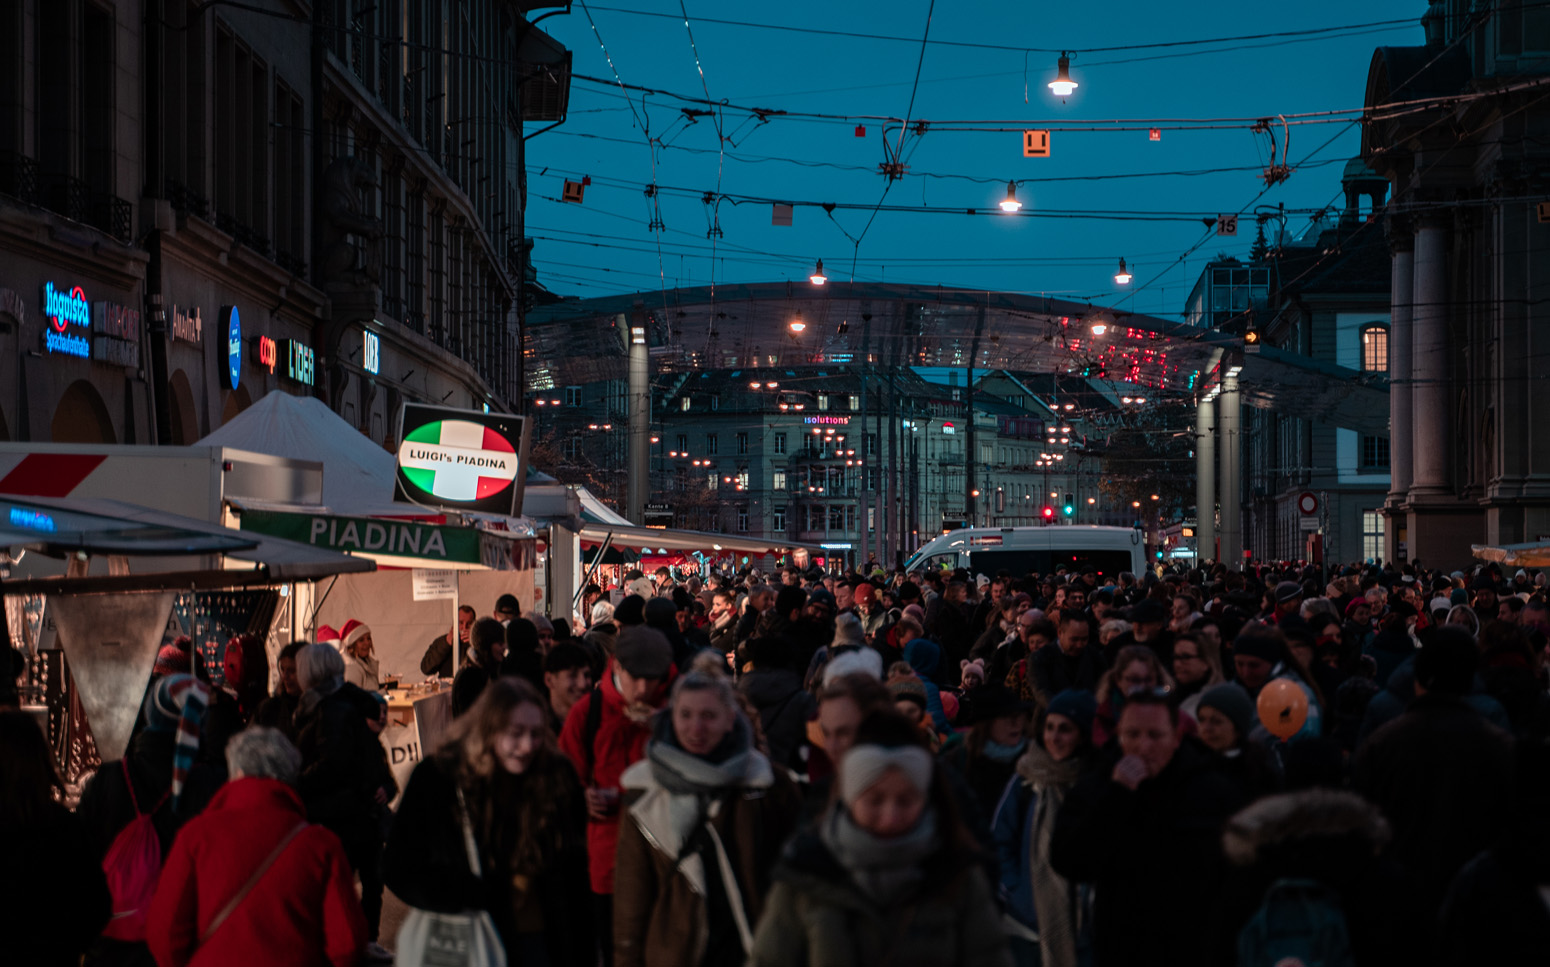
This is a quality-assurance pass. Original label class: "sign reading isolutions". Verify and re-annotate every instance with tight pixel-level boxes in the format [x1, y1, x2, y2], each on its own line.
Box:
[393, 404, 530, 517]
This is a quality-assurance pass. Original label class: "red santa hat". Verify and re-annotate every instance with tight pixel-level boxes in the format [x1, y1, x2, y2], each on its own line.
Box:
[316, 624, 341, 645]
[340, 619, 371, 651]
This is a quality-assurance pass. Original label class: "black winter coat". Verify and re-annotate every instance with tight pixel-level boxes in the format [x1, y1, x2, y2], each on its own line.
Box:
[295, 681, 385, 852]
[383, 755, 593, 966]
[1027, 642, 1108, 709]
[1, 803, 111, 967]
[1050, 742, 1247, 967]
[1352, 693, 1514, 914]
[738, 667, 816, 771]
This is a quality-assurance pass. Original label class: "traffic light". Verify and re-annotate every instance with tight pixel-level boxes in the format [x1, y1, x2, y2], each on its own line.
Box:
[1042, 506, 1055, 521]
[1063, 493, 1075, 516]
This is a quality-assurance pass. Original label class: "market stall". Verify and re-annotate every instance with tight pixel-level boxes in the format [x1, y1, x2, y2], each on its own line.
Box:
[0, 493, 373, 787]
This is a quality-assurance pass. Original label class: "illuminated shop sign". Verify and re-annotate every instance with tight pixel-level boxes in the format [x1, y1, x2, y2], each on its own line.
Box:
[363, 329, 380, 375]
[41, 282, 91, 357]
[170, 304, 203, 343]
[284, 339, 315, 386]
[394, 404, 529, 516]
[220, 306, 241, 389]
[253, 335, 278, 373]
[802, 415, 850, 426]
[92, 302, 142, 368]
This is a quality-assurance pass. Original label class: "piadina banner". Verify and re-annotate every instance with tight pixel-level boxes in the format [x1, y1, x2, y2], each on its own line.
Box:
[238, 509, 483, 565]
[393, 403, 530, 516]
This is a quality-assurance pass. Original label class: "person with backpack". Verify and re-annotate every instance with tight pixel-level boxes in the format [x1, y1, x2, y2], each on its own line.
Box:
[1216, 789, 1418, 967]
[558, 625, 677, 967]
[291, 643, 394, 961]
[145, 726, 368, 966]
[79, 674, 224, 967]
[0, 709, 111, 967]
[385, 677, 592, 965]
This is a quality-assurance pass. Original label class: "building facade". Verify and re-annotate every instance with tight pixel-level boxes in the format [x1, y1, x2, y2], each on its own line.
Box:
[0, 0, 566, 448]
[1366, 1, 1550, 563]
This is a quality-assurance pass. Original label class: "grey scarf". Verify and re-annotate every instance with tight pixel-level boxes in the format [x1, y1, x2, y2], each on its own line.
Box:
[646, 715, 758, 796]
[819, 804, 939, 907]
[1015, 744, 1085, 967]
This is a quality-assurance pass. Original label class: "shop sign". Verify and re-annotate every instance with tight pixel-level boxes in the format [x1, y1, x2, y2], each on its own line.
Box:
[253, 335, 277, 373]
[394, 403, 529, 516]
[802, 415, 849, 426]
[238, 509, 482, 565]
[92, 302, 141, 369]
[219, 306, 241, 389]
[170, 305, 203, 343]
[41, 282, 91, 358]
[284, 339, 315, 385]
[0, 288, 25, 325]
[363, 329, 380, 375]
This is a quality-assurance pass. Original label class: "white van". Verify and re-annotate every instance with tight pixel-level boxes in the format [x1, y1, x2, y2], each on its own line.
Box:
[903, 525, 1147, 581]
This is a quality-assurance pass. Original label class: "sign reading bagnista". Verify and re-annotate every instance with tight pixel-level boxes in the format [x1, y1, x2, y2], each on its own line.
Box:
[393, 403, 529, 517]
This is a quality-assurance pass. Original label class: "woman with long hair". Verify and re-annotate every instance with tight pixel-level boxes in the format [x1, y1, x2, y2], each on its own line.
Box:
[0, 710, 110, 966]
[1170, 631, 1226, 719]
[384, 676, 592, 965]
[992, 690, 1098, 967]
[749, 710, 1013, 967]
[613, 655, 802, 967]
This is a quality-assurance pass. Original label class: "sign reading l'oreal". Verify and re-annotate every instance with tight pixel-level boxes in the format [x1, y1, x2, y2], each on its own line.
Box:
[393, 403, 530, 517]
[41, 282, 90, 358]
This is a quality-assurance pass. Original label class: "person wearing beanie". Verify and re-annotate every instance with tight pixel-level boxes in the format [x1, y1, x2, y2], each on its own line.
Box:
[750, 711, 1013, 967]
[739, 634, 818, 773]
[77, 674, 225, 965]
[1230, 626, 1323, 741]
[614, 593, 648, 628]
[1195, 683, 1282, 802]
[940, 683, 1033, 830]
[1354, 626, 1514, 919]
[994, 689, 1097, 967]
[153, 638, 193, 679]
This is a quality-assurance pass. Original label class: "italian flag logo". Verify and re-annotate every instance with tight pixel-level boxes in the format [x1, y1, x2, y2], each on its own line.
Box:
[398, 420, 518, 502]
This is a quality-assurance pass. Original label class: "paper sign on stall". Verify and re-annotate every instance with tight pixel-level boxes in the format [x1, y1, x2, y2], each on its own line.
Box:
[412, 569, 458, 601]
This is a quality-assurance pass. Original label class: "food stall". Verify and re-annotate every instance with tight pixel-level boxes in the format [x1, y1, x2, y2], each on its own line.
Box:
[0, 493, 373, 788]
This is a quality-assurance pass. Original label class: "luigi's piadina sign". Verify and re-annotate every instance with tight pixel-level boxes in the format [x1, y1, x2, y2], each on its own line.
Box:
[394, 404, 530, 517]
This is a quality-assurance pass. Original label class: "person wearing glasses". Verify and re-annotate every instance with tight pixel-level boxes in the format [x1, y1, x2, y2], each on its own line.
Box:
[1091, 645, 1175, 748]
[1169, 631, 1225, 720]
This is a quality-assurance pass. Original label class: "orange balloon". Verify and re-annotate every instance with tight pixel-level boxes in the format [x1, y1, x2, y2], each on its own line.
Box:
[1257, 679, 1309, 740]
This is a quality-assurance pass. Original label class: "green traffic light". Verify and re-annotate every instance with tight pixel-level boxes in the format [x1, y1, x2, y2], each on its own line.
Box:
[1062, 505, 1074, 516]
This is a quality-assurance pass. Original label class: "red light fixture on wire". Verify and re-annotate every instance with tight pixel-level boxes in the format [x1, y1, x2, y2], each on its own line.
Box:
[1048, 53, 1078, 98]
[809, 259, 827, 285]
[999, 181, 1022, 213]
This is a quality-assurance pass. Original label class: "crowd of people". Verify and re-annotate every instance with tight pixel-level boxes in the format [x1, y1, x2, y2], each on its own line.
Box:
[4, 556, 1550, 965]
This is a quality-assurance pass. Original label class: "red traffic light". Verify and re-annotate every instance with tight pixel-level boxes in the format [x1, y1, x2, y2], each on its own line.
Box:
[1042, 506, 1055, 519]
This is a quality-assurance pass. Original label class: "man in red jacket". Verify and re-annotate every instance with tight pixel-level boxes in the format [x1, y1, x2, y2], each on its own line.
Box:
[559, 626, 675, 967]
[147, 727, 368, 967]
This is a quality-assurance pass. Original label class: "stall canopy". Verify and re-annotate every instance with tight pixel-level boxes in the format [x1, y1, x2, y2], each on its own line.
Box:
[578, 521, 820, 560]
[1473, 542, 1550, 568]
[0, 494, 374, 594]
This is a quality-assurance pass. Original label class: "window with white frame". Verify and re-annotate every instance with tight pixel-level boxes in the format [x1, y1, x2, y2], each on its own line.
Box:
[773, 508, 785, 531]
[817, 393, 829, 411]
[676, 434, 688, 453]
[849, 395, 860, 411]
[736, 432, 749, 454]
[773, 432, 787, 454]
[737, 507, 748, 532]
[565, 386, 582, 406]
[1362, 511, 1384, 562]
[706, 433, 718, 455]
[772, 469, 787, 491]
[680, 397, 691, 411]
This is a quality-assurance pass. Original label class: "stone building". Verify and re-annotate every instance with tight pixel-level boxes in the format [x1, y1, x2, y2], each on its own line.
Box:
[1366, 0, 1550, 562]
[0, 0, 567, 446]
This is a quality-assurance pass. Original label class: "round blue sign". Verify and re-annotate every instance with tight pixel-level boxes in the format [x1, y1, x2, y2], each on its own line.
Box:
[221, 306, 241, 390]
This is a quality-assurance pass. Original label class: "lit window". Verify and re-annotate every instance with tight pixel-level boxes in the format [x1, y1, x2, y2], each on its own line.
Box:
[1362, 511, 1384, 563]
[849, 395, 860, 411]
[1361, 325, 1389, 373]
[680, 397, 691, 411]
[817, 393, 829, 411]
[773, 470, 787, 491]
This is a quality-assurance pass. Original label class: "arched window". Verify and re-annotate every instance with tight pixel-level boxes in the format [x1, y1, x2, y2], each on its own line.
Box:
[1361, 324, 1389, 373]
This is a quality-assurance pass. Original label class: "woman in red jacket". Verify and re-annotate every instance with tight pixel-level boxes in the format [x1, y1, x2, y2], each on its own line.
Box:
[146, 726, 368, 967]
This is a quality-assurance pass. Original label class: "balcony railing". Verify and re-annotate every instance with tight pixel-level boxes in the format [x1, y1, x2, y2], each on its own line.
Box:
[0, 150, 38, 204]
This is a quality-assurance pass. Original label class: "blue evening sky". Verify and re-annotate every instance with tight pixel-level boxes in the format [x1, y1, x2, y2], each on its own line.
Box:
[526, 1, 1424, 319]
